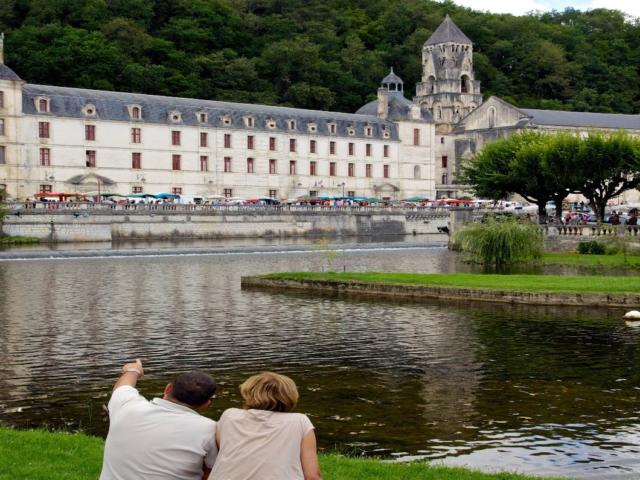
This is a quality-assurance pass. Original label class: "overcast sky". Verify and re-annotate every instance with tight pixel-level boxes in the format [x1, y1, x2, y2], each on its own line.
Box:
[449, 0, 640, 18]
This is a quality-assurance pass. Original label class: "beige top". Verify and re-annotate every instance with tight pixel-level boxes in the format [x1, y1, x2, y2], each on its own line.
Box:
[100, 386, 217, 480]
[209, 408, 314, 480]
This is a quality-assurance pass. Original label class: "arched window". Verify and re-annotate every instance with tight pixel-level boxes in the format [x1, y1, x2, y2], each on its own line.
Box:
[132, 106, 141, 119]
[488, 107, 496, 129]
[436, 106, 442, 120]
[38, 99, 49, 113]
[428, 75, 436, 94]
[461, 75, 471, 93]
[413, 165, 421, 179]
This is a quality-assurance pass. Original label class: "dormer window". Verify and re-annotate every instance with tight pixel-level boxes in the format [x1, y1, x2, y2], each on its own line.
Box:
[244, 116, 255, 128]
[169, 111, 182, 123]
[347, 127, 356, 136]
[383, 129, 390, 139]
[197, 112, 208, 123]
[82, 104, 96, 117]
[36, 97, 50, 113]
[266, 118, 277, 129]
[365, 126, 373, 137]
[288, 120, 296, 130]
[128, 105, 142, 120]
[221, 115, 232, 126]
[328, 123, 336, 135]
[307, 123, 317, 133]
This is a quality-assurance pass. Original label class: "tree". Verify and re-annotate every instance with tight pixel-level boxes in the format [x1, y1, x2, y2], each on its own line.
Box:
[576, 133, 640, 223]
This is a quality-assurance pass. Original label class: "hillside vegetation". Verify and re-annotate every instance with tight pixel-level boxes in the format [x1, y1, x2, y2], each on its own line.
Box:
[1, 0, 639, 114]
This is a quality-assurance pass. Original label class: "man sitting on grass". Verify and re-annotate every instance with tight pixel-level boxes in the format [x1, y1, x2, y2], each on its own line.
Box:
[100, 359, 218, 480]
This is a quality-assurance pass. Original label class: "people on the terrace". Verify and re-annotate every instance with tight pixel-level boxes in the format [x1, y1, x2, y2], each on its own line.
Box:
[99, 359, 218, 480]
[209, 371, 322, 480]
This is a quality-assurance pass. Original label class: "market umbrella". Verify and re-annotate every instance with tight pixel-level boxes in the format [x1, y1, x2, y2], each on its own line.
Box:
[403, 196, 430, 202]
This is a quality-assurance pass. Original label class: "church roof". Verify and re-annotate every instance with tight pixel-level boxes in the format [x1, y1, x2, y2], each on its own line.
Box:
[0, 63, 22, 81]
[425, 15, 472, 46]
[21, 83, 399, 141]
[382, 68, 403, 85]
[522, 108, 640, 130]
[355, 92, 433, 122]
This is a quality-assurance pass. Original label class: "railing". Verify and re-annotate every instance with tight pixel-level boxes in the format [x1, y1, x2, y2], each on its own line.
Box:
[543, 225, 640, 236]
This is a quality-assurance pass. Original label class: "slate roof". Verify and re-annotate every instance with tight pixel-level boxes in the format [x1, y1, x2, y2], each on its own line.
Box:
[356, 92, 433, 122]
[0, 63, 22, 81]
[22, 84, 399, 141]
[425, 15, 472, 46]
[382, 68, 403, 85]
[522, 108, 640, 130]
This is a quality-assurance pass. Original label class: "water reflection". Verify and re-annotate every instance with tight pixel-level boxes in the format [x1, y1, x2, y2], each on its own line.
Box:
[0, 247, 639, 478]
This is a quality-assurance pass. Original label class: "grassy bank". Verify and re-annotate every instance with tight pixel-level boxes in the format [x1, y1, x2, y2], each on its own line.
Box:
[264, 272, 638, 295]
[540, 252, 640, 268]
[0, 235, 40, 245]
[0, 427, 564, 480]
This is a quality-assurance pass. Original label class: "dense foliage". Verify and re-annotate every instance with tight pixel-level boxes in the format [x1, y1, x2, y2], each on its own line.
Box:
[461, 132, 640, 223]
[454, 216, 542, 270]
[1, 1, 640, 113]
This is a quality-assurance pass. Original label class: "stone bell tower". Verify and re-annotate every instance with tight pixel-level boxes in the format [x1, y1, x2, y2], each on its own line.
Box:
[414, 15, 482, 129]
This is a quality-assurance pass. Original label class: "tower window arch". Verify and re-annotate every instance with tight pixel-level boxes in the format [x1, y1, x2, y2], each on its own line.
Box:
[461, 75, 471, 93]
[428, 75, 436, 94]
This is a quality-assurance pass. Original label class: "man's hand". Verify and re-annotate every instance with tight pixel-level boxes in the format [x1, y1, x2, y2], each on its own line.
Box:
[113, 358, 144, 391]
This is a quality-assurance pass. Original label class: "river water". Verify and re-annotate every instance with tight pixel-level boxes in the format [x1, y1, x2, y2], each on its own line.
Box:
[0, 239, 639, 479]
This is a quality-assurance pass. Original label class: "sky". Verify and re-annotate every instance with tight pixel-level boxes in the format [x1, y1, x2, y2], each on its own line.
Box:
[450, 0, 640, 18]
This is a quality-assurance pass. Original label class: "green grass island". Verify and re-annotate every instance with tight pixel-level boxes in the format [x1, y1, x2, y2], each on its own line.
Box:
[242, 272, 640, 308]
[0, 428, 566, 480]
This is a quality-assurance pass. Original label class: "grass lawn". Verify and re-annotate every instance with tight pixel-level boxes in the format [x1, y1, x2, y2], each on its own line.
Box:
[264, 272, 638, 295]
[540, 252, 640, 267]
[0, 427, 565, 480]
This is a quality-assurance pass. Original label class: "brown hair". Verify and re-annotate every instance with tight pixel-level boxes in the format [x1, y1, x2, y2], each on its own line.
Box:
[240, 372, 299, 412]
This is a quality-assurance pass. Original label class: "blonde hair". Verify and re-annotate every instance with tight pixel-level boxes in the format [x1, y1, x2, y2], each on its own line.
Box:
[240, 372, 299, 412]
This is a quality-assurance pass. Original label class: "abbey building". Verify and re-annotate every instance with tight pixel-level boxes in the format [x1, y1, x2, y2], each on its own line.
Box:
[1, 16, 640, 201]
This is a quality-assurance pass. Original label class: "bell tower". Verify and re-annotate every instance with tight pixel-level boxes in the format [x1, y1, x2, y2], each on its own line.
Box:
[414, 15, 482, 129]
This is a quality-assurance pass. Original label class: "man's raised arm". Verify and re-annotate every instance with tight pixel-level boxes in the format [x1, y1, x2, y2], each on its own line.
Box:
[113, 358, 145, 391]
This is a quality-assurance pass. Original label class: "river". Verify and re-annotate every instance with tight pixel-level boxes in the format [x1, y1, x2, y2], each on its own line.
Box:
[0, 239, 638, 479]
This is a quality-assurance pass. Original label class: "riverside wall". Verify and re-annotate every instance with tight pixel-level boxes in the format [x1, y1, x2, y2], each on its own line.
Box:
[1, 207, 449, 242]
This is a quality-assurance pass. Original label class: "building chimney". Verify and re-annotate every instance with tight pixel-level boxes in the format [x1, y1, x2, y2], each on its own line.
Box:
[377, 88, 389, 119]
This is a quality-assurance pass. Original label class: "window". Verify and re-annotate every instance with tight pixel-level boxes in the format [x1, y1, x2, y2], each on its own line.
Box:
[39, 121, 50, 139]
[86, 150, 96, 168]
[224, 188, 232, 198]
[132, 186, 143, 194]
[171, 131, 181, 146]
[131, 128, 141, 144]
[247, 158, 254, 173]
[328, 123, 336, 134]
[309, 190, 318, 197]
[224, 133, 231, 148]
[383, 145, 389, 157]
[269, 137, 276, 151]
[288, 120, 296, 130]
[489, 108, 496, 129]
[348, 163, 354, 177]
[269, 189, 278, 198]
[309, 140, 316, 154]
[383, 164, 389, 178]
[172, 154, 181, 171]
[366, 164, 372, 178]
[267, 119, 276, 129]
[348, 143, 354, 156]
[131, 106, 141, 119]
[308, 123, 317, 133]
[0, 146, 5, 164]
[200, 155, 208, 172]
[85, 125, 95, 141]
[330, 141, 336, 155]
[198, 112, 207, 123]
[269, 159, 277, 174]
[310, 161, 317, 176]
[40, 148, 50, 166]
[413, 128, 420, 146]
[222, 116, 231, 126]
[289, 160, 296, 175]
[0, 119, 4, 136]
[132, 152, 141, 169]
[442, 156, 448, 168]
[414, 165, 421, 179]
[38, 98, 49, 113]
[200, 132, 208, 148]
[329, 162, 336, 176]
[40, 184, 53, 193]
[440, 137, 445, 144]
[289, 138, 296, 152]
[442, 173, 448, 184]
[172, 187, 182, 195]
[247, 135, 254, 150]
[365, 127, 372, 136]
[245, 116, 255, 127]
[0, 91, 4, 108]
[366, 143, 371, 156]
[224, 157, 232, 173]
[169, 111, 181, 123]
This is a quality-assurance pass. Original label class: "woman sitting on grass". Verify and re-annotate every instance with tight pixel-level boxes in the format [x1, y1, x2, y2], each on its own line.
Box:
[209, 372, 322, 480]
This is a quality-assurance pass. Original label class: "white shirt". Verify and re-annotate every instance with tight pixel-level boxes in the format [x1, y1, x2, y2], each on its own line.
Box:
[100, 385, 217, 480]
[210, 408, 314, 480]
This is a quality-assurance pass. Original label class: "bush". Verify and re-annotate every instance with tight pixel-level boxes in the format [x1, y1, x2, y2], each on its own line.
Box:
[454, 216, 542, 270]
[577, 241, 606, 255]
